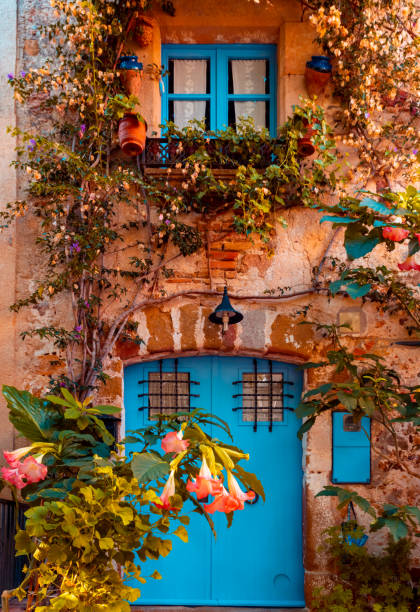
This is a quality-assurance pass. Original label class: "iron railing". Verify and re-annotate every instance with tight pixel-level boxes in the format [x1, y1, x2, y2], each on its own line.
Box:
[0, 499, 28, 595]
[141, 137, 282, 168]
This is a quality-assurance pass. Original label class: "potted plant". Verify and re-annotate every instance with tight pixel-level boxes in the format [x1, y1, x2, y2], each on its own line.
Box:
[106, 94, 147, 156]
[305, 55, 332, 97]
[117, 55, 143, 99]
[297, 118, 316, 157]
[133, 16, 154, 47]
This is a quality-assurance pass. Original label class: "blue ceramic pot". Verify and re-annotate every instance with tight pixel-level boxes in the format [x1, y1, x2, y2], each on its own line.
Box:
[306, 55, 332, 73]
[118, 55, 143, 71]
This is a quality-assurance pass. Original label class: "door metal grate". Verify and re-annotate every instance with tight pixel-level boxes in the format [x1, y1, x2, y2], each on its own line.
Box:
[232, 359, 294, 432]
[138, 359, 200, 418]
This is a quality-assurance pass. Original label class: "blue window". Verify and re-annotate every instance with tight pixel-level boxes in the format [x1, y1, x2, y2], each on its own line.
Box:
[161, 44, 277, 135]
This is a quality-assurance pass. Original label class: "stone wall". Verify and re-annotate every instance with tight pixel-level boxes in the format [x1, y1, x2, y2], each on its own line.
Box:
[0, 0, 419, 605]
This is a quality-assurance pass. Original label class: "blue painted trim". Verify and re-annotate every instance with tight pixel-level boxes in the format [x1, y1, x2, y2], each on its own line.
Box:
[161, 44, 277, 135]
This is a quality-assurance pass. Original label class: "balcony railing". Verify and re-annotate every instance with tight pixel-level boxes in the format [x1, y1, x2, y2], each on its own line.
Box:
[141, 137, 282, 169]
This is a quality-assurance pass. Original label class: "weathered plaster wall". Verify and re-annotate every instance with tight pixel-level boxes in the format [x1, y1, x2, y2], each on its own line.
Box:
[0, 0, 17, 479]
[0, 0, 419, 606]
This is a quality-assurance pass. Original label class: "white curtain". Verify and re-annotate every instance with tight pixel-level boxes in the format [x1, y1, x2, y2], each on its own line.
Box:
[173, 59, 207, 129]
[231, 59, 266, 130]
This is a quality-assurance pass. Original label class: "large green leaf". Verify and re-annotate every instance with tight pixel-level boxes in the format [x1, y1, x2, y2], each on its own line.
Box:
[344, 225, 381, 260]
[359, 197, 394, 216]
[131, 452, 170, 484]
[3, 385, 62, 441]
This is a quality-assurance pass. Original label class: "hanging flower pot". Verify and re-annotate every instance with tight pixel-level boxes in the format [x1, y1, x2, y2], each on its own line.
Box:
[133, 17, 154, 47]
[117, 55, 143, 98]
[305, 55, 332, 97]
[118, 114, 147, 156]
[297, 119, 316, 157]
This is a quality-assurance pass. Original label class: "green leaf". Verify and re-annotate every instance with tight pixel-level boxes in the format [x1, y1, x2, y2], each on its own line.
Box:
[99, 537, 114, 550]
[3, 385, 61, 441]
[173, 525, 188, 542]
[297, 416, 316, 439]
[359, 197, 394, 215]
[331, 279, 371, 299]
[337, 391, 358, 412]
[344, 225, 381, 260]
[88, 405, 121, 415]
[150, 570, 162, 580]
[320, 215, 358, 225]
[131, 452, 170, 484]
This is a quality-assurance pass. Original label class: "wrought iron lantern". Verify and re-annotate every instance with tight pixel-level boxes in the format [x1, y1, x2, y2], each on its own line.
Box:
[208, 286, 243, 333]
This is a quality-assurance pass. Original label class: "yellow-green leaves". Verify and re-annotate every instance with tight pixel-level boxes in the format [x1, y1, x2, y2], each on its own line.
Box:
[173, 525, 188, 543]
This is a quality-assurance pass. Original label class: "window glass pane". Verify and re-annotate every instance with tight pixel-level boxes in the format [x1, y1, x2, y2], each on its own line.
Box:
[229, 59, 269, 95]
[242, 372, 283, 422]
[148, 371, 190, 418]
[170, 100, 209, 129]
[229, 100, 268, 130]
[170, 59, 209, 94]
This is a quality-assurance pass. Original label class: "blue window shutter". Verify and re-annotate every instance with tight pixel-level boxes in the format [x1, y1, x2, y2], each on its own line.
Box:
[332, 412, 371, 484]
[161, 44, 277, 136]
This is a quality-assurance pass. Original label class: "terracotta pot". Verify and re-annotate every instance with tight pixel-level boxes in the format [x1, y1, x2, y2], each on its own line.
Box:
[133, 17, 153, 47]
[297, 121, 316, 157]
[305, 66, 331, 97]
[118, 114, 147, 156]
[120, 69, 142, 98]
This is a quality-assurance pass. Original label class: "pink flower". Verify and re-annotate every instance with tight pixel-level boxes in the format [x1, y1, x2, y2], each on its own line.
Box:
[161, 430, 189, 455]
[1, 466, 26, 489]
[227, 472, 255, 509]
[20, 456, 48, 483]
[186, 457, 223, 500]
[382, 226, 409, 242]
[154, 470, 177, 511]
[204, 486, 241, 514]
[398, 255, 420, 272]
[2, 449, 47, 489]
[3, 447, 32, 467]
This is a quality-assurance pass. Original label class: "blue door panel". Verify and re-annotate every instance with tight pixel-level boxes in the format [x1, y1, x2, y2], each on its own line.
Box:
[124, 356, 304, 606]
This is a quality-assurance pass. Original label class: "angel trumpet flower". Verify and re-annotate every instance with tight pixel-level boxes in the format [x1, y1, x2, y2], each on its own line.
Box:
[1, 450, 47, 490]
[154, 469, 177, 511]
[227, 472, 255, 509]
[161, 429, 190, 455]
[398, 255, 420, 271]
[204, 486, 241, 514]
[186, 457, 223, 500]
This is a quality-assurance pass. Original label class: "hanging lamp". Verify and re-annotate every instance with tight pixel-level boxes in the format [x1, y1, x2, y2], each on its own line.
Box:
[208, 286, 243, 333]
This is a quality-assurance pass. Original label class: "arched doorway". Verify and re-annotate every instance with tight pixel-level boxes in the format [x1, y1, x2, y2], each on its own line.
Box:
[124, 356, 304, 607]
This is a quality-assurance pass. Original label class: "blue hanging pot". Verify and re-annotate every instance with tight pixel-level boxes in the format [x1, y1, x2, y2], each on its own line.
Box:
[306, 55, 332, 73]
[118, 55, 143, 71]
[341, 502, 368, 547]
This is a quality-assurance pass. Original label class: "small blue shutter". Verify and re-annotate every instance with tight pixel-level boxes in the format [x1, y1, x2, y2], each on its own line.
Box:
[332, 412, 371, 484]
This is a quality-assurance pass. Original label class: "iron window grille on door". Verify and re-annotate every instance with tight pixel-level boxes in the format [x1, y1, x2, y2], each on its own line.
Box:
[232, 359, 294, 432]
[138, 359, 200, 418]
[161, 44, 277, 135]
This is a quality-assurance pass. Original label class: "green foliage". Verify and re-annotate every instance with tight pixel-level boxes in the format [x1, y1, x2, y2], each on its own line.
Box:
[319, 188, 420, 260]
[296, 323, 420, 441]
[311, 527, 416, 611]
[1, 387, 261, 609]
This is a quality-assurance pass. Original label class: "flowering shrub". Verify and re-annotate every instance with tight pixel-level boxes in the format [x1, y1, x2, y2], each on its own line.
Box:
[1, 386, 262, 610]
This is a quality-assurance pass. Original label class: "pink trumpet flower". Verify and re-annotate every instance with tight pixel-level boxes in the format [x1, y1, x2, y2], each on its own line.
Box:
[20, 456, 48, 483]
[1, 466, 26, 489]
[161, 430, 189, 455]
[227, 472, 255, 509]
[1, 450, 47, 489]
[154, 469, 177, 511]
[186, 457, 223, 500]
[3, 447, 32, 467]
[398, 255, 420, 272]
[382, 226, 409, 242]
[204, 486, 241, 514]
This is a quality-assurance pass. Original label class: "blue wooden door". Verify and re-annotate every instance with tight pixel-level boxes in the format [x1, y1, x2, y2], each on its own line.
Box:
[124, 356, 304, 607]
